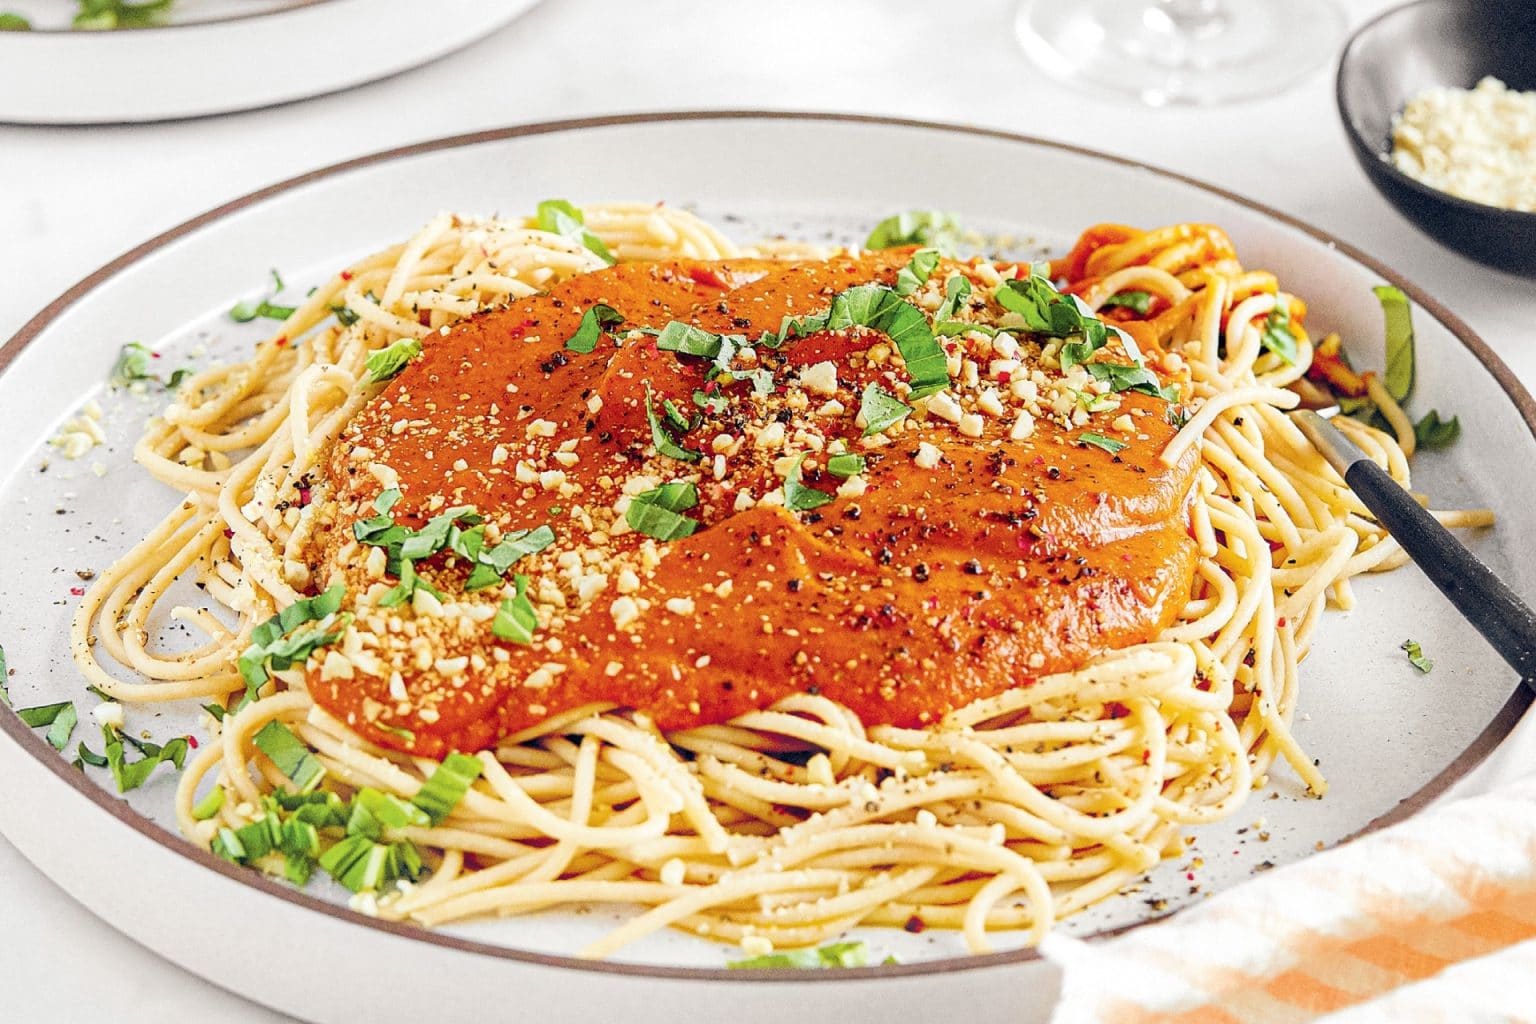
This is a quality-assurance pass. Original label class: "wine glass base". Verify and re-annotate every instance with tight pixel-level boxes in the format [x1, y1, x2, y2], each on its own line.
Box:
[1015, 0, 1346, 106]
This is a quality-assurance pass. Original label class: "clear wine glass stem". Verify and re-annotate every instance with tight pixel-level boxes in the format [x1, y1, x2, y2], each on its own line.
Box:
[1160, 0, 1224, 33]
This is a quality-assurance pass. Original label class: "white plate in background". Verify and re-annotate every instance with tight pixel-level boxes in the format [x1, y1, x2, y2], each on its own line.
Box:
[0, 0, 540, 124]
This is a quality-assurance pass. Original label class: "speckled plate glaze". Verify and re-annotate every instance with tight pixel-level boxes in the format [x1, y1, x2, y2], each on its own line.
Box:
[0, 0, 540, 124]
[0, 113, 1531, 1024]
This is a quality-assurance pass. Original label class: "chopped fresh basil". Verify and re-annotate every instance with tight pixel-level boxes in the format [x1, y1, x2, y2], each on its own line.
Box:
[645, 384, 702, 463]
[16, 701, 69, 727]
[191, 785, 226, 821]
[104, 725, 188, 793]
[865, 211, 961, 254]
[996, 275, 1111, 371]
[47, 702, 78, 751]
[17, 701, 77, 751]
[331, 303, 360, 327]
[656, 321, 735, 359]
[934, 274, 972, 324]
[1401, 638, 1433, 674]
[411, 751, 483, 824]
[627, 481, 700, 540]
[466, 525, 557, 590]
[769, 311, 828, 348]
[535, 199, 616, 265]
[110, 341, 156, 387]
[398, 506, 482, 561]
[109, 342, 193, 391]
[320, 834, 423, 894]
[1101, 290, 1153, 315]
[365, 337, 423, 383]
[783, 454, 834, 512]
[565, 303, 624, 354]
[253, 720, 326, 792]
[71, 0, 172, 31]
[211, 822, 269, 865]
[1413, 409, 1460, 450]
[237, 584, 348, 700]
[827, 453, 866, 478]
[859, 383, 911, 437]
[277, 790, 348, 828]
[378, 558, 441, 609]
[1373, 285, 1415, 402]
[662, 397, 696, 434]
[693, 389, 731, 415]
[1084, 361, 1177, 402]
[732, 367, 775, 395]
[1259, 298, 1299, 366]
[1076, 431, 1128, 455]
[0, 13, 31, 29]
[347, 787, 431, 839]
[229, 299, 296, 323]
[826, 285, 949, 398]
[728, 940, 875, 970]
[894, 248, 941, 297]
[491, 575, 539, 644]
[356, 493, 550, 594]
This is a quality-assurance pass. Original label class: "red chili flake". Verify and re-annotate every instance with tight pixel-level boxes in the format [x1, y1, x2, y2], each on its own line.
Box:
[1277, 617, 1288, 628]
[1141, 749, 1150, 764]
[903, 915, 926, 934]
[69, 586, 85, 596]
[703, 380, 719, 394]
[298, 487, 312, 507]
[1186, 872, 1195, 881]
[340, 270, 354, 281]
[150, 351, 162, 359]
[223, 528, 234, 539]
[997, 371, 1012, 384]
[186, 735, 199, 749]
[1105, 701, 1130, 720]
[274, 336, 289, 348]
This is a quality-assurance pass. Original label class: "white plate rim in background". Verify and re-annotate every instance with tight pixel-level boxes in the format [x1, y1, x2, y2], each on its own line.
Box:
[0, 0, 541, 125]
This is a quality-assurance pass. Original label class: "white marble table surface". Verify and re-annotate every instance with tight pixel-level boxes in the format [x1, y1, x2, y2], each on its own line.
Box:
[3, 1, 1533, 1020]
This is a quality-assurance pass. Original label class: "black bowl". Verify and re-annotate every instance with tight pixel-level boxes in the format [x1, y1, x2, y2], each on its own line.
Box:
[1336, 0, 1536, 276]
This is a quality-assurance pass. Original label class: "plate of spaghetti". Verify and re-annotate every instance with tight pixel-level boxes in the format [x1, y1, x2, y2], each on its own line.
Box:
[1, 113, 1532, 1024]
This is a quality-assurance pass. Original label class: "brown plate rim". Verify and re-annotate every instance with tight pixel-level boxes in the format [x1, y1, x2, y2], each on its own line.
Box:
[1, 109, 1531, 984]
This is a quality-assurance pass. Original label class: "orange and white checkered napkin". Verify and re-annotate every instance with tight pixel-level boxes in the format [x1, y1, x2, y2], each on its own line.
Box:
[1042, 775, 1536, 1022]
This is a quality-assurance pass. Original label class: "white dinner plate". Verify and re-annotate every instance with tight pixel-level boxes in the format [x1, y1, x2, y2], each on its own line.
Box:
[1, 113, 1532, 1024]
[0, 0, 539, 124]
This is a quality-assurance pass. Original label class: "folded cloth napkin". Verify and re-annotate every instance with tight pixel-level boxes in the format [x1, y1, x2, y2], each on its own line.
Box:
[1042, 775, 1536, 1022]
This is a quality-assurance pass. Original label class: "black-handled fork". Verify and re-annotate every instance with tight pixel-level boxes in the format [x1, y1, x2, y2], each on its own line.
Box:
[1292, 409, 1536, 686]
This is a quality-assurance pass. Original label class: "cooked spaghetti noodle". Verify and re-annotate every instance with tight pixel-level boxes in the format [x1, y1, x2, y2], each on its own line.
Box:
[70, 205, 1487, 959]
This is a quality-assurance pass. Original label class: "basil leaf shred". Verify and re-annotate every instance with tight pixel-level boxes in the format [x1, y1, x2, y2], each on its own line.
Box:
[565, 303, 624, 354]
[859, 383, 911, 437]
[783, 454, 834, 512]
[1077, 431, 1128, 455]
[365, 337, 424, 383]
[1373, 284, 1415, 402]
